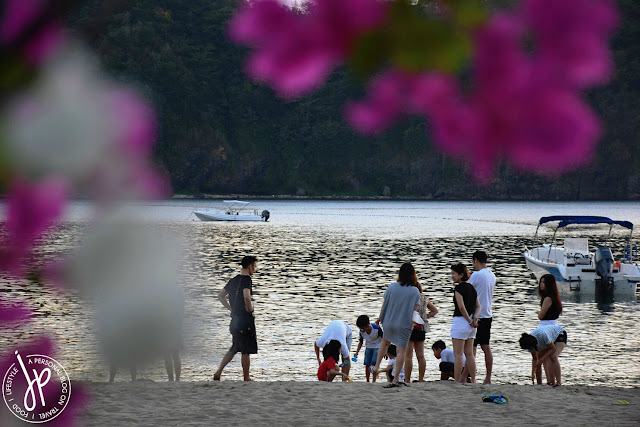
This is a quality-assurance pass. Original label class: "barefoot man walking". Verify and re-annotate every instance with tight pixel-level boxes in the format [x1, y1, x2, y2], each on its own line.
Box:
[214, 256, 258, 381]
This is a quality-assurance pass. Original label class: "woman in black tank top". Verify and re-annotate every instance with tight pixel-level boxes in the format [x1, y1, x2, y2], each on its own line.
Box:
[538, 274, 563, 323]
[537, 274, 564, 386]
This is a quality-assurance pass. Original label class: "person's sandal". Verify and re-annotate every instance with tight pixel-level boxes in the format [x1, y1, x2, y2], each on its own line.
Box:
[383, 382, 401, 388]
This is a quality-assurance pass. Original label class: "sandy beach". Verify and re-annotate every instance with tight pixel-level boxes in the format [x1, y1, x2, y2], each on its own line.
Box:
[80, 381, 640, 426]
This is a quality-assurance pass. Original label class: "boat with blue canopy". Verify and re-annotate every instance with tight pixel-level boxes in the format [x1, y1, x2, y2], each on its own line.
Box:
[523, 216, 640, 295]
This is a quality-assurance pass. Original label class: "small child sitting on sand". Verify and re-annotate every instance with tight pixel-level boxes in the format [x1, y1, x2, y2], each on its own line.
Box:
[378, 345, 403, 384]
[318, 340, 350, 382]
[354, 315, 384, 383]
[432, 340, 466, 381]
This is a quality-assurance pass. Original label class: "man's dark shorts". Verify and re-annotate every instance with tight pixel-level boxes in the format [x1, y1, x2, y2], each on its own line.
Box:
[230, 328, 258, 354]
[439, 361, 455, 373]
[474, 317, 492, 346]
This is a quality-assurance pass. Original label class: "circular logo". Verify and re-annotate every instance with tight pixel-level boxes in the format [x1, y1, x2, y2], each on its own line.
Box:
[3, 351, 71, 423]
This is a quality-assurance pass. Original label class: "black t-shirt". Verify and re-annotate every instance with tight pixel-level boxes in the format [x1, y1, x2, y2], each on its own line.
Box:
[224, 274, 252, 317]
[453, 282, 477, 317]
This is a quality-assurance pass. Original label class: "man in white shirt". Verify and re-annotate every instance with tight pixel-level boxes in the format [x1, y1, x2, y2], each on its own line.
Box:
[314, 320, 353, 379]
[468, 250, 496, 384]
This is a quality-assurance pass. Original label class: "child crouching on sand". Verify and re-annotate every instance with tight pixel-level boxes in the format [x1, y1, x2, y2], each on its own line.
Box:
[318, 340, 350, 382]
[432, 340, 468, 381]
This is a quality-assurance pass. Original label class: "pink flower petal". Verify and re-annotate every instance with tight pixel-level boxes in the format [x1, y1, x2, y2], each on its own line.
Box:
[229, 0, 388, 98]
[0, 0, 64, 63]
[510, 90, 601, 174]
[523, 0, 619, 87]
[227, 0, 294, 45]
[1, 176, 69, 277]
[344, 71, 408, 134]
[0, 299, 32, 326]
[106, 90, 157, 158]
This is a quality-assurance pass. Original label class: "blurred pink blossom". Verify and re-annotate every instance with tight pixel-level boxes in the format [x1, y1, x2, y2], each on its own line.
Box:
[229, 0, 388, 97]
[346, 9, 611, 182]
[0, 0, 63, 63]
[107, 90, 157, 157]
[523, 0, 619, 88]
[0, 176, 69, 277]
[344, 71, 407, 134]
[457, 13, 602, 181]
[0, 298, 32, 325]
[3, 48, 169, 201]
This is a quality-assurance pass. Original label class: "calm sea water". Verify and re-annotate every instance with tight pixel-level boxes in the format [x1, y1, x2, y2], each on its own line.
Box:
[1, 200, 639, 387]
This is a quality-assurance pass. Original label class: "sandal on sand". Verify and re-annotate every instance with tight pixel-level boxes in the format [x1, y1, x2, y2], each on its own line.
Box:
[383, 382, 401, 388]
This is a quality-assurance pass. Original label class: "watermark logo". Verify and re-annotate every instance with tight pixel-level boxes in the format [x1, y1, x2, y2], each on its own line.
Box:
[3, 350, 71, 423]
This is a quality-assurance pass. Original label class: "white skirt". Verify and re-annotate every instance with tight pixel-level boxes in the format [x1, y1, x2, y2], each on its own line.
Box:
[450, 316, 477, 340]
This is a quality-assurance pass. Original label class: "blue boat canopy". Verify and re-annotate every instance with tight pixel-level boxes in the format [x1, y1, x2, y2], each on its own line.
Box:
[539, 216, 634, 231]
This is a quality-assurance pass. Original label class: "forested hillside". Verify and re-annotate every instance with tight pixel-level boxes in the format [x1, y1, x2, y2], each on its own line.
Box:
[69, 0, 640, 199]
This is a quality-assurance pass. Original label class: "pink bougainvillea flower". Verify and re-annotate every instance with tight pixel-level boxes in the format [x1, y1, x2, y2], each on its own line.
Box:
[523, 0, 619, 88]
[452, 13, 602, 182]
[506, 88, 600, 174]
[0, 176, 69, 277]
[0, 298, 32, 325]
[346, 12, 605, 183]
[0, 0, 64, 64]
[229, 1, 338, 97]
[3, 47, 168, 201]
[410, 73, 477, 157]
[107, 90, 157, 158]
[309, 0, 389, 54]
[229, 0, 388, 97]
[344, 70, 409, 134]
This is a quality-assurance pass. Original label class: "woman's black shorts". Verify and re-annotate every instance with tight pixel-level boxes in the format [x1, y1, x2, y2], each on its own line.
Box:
[409, 328, 426, 342]
[555, 330, 567, 344]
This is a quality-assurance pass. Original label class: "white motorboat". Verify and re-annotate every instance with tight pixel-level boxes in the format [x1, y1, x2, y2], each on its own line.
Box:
[193, 200, 270, 222]
[524, 216, 640, 295]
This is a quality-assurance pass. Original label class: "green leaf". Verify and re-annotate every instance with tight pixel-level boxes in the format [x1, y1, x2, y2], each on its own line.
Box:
[447, 0, 488, 28]
[349, 30, 392, 78]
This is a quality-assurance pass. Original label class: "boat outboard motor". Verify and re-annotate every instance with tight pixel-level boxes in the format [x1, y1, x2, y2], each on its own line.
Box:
[261, 210, 270, 222]
[595, 247, 614, 293]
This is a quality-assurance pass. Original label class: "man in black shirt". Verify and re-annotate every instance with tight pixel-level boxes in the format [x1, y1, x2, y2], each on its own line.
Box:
[213, 256, 258, 381]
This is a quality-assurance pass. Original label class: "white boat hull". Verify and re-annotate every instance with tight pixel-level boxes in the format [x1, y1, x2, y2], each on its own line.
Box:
[524, 250, 640, 295]
[194, 211, 264, 222]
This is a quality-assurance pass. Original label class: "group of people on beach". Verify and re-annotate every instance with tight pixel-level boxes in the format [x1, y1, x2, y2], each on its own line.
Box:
[213, 252, 567, 386]
[311, 252, 496, 387]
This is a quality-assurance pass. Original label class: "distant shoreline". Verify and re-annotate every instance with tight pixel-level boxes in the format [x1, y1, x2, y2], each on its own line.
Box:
[171, 194, 640, 202]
